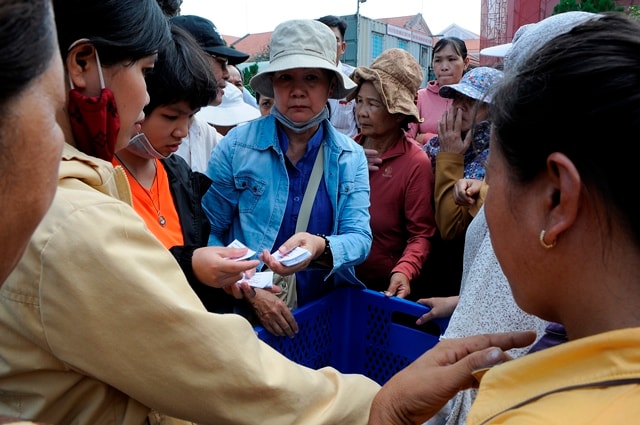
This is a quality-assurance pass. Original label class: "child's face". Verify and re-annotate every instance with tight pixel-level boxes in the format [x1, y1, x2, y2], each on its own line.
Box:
[140, 101, 198, 157]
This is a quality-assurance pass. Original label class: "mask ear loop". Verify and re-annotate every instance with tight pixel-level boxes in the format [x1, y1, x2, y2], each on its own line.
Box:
[67, 38, 106, 91]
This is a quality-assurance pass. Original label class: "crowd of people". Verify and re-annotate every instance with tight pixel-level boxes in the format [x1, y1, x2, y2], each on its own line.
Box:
[1, 0, 640, 423]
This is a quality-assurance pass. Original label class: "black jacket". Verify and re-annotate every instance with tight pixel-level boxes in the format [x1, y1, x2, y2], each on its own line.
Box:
[163, 155, 235, 312]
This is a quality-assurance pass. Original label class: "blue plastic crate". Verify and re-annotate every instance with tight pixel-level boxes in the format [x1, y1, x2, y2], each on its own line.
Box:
[256, 286, 449, 385]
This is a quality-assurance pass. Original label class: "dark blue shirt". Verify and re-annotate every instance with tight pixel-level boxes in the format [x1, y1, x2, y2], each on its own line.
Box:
[275, 123, 334, 305]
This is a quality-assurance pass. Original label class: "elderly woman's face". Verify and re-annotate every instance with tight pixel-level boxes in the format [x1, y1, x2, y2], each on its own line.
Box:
[272, 68, 333, 123]
[451, 94, 489, 132]
[355, 81, 402, 138]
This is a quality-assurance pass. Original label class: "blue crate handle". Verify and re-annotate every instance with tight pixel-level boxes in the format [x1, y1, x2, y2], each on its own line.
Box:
[354, 288, 450, 337]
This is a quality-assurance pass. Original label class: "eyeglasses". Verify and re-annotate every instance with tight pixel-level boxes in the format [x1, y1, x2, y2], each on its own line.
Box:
[209, 54, 228, 67]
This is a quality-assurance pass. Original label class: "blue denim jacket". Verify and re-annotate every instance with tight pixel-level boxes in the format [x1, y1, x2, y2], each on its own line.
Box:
[202, 116, 371, 287]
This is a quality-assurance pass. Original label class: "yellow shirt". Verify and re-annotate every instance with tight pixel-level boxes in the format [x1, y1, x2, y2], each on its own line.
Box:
[468, 327, 640, 424]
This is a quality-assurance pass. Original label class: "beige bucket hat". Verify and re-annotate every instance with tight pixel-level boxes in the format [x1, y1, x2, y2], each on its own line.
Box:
[347, 48, 423, 122]
[249, 19, 357, 99]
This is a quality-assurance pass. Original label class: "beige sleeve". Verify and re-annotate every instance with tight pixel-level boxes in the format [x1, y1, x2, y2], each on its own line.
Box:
[41, 197, 380, 424]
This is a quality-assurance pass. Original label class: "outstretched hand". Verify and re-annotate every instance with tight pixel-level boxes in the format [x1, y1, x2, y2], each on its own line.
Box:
[368, 331, 536, 425]
[260, 232, 326, 275]
[416, 296, 459, 325]
[192, 246, 260, 288]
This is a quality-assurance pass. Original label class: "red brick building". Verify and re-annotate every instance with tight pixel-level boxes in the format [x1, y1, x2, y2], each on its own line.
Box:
[480, 0, 637, 64]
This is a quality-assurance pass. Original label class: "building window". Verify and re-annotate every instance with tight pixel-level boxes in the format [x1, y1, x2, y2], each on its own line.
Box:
[421, 45, 434, 80]
[398, 39, 408, 50]
[372, 32, 383, 61]
[421, 45, 430, 65]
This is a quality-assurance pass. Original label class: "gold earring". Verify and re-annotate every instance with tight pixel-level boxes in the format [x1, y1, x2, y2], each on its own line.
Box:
[539, 230, 556, 249]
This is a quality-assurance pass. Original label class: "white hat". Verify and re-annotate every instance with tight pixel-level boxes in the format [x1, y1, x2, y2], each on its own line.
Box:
[249, 19, 357, 99]
[480, 12, 600, 73]
[479, 43, 512, 57]
[196, 84, 260, 126]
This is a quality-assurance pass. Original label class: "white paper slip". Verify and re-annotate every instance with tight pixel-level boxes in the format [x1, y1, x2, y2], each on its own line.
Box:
[226, 239, 256, 261]
[238, 271, 273, 288]
[271, 246, 311, 267]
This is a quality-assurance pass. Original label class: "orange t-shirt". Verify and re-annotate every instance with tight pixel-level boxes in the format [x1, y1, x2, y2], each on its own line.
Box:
[115, 158, 184, 249]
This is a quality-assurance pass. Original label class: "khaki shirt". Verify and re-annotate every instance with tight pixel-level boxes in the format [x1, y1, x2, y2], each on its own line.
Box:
[0, 144, 379, 424]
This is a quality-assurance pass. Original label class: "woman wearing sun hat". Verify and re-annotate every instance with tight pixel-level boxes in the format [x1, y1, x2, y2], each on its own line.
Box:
[347, 48, 436, 299]
[201, 19, 372, 337]
[429, 66, 503, 237]
[424, 66, 503, 181]
[412, 66, 503, 301]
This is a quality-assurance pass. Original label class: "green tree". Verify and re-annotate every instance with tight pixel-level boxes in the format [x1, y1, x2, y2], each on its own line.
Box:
[553, 0, 623, 14]
[241, 63, 260, 96]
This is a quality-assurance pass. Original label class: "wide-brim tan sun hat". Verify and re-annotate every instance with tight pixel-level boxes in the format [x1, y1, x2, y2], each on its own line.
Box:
[347, 48, 423, 123]
[249, 19, 356, 99]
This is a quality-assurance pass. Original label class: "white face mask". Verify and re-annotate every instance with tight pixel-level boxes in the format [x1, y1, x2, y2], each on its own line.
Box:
[271, 105, 330, 134]
[125, 133, 170, 160]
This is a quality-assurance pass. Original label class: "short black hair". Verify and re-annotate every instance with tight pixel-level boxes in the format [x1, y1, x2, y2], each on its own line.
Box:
[433, 37, 468, 61]
[317, 15, 347, 39]
[0, 0, 55, 103]
[491, 13, 640, 246]
[53, 0, 171, 67]
[144, 24, 217, 113]
[156, 0, 182, 17]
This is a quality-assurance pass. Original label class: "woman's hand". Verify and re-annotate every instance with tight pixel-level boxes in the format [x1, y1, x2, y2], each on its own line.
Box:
[248, 288, 299, 338]
[192, 246, 260, 288]
[384, 272, 411, 299]
[437, 106, 472, 155]
[260, 232, 327, 274]
[416, 296, 459, 324]
[453, 178, 484, 207]
[364, 148, 382, 172]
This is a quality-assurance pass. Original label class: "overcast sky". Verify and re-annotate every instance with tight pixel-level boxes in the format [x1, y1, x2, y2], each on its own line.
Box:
[179, 0, 481, 37]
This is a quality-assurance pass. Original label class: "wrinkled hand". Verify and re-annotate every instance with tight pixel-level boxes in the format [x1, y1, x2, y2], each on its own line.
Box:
[368, 331, 536, 425]
[364, 148, 382, 172]
[248, 288, 298, 338]
[260, 232, 326, 275]
[416, 296, 459, 325]
[453, 178, 483, 207]
[192, 246, 260, 288]
[383, 272, 411, 299]
[437, 106, 472, 155]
